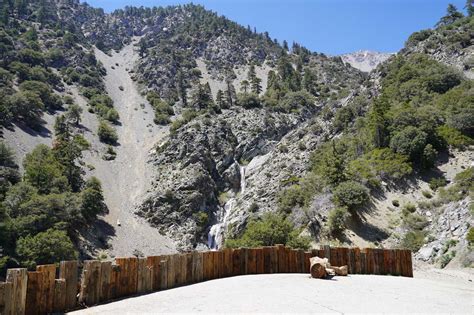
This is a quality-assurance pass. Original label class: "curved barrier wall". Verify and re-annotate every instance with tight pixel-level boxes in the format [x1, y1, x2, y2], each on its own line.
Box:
[0, 245, 413, 314]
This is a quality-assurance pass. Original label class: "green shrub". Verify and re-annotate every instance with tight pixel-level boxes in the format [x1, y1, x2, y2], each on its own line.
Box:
[402, 203, 417, 216]
[422, 190, 433, 199]
[403, 213, 429, 230]
[154, 113, 171, 125]
[467, 227, 474, 247]
[193, 211, 209, 232]
[225, 212, 310, 250]
[437, 125, 473, 149]
[98, 121, 118, 144]
[400, 230, 426, 252]
[332, 181, 369, 210]
[16, 229, 78, 269]
[392, 200, 400, 207]
[429, 177, 448, 191]
[327, 207, 349, 236]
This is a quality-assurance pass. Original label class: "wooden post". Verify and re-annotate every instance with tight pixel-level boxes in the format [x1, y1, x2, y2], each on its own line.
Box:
[193, 252, 203, 283]
[99, 261, 111, 302]
[288, 249, 297, 273]
[360, 250, 367, 274]
[36, 264, 56, 313]
[277, 245, 288, 273]
[52, 279, 66, 313]
[232, 249, 241, 276]
[159, 259, 168, 290]
[406, 250, 413, 277]
[25, 271, 44, 315]
[0, 282, 13, 315]
[59, 261, 78, 310]
[270, 247, 279, 273]
[223, 248, 232, 278]
[304, 252, 312, 273]
[262, 247, 272, 274]
[79, 260, 101, 305]
[255, 248, 264, 274]
[395, 249, 402, 276]
[166, 255, 176, 288]
[137, 258, 152, 294]
[146, 256, 161, 291]
[240, 248, 248, 275]
[247, 248, 257, 274]
[186, 253, 194, 284]
[354, 248, 361, 274]
[6, 268, 27, 315]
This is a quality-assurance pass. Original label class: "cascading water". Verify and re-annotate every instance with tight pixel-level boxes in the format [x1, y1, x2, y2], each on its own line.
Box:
[207, 164, 247, 250]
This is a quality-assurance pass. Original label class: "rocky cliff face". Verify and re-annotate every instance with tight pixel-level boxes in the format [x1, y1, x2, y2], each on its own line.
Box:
[341, 50, 393, 72]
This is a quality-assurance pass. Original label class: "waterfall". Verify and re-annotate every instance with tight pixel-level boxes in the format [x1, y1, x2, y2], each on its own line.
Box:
[240, 165, 246, 193]
[207, 163, 246, 250]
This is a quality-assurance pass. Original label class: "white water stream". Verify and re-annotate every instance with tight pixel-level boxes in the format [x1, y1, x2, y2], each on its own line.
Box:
[207, 164, 246, 249]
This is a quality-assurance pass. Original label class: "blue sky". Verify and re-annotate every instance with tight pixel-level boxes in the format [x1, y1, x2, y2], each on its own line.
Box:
[83, 0, 468, 55]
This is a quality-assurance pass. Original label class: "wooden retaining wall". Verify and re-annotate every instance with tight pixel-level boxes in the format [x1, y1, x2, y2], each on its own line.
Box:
[0, 246, 412, 314]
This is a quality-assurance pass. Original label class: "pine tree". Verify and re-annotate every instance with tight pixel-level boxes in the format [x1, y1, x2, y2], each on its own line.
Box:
[53, 115, 87, 192]
[251, 77, 262, 94]
[225, 79, 236, 107]
[283, 40, 289, 51]
[216, 89, 226, 109]
[177, 70, 187, 106]
[436, 4, 464, 26]
[465, 0, 473, 17]
[240, 80, 250, 93]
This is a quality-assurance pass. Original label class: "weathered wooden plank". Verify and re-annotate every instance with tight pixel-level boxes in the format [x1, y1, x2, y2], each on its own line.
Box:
[247, 248, 257, 274]
[137, 258, 152, 294]
[406, 250, 413, 277]
[365, 248, 373, 274]
[400, 250, 408, 277]
[270, 247, 279, 273]
[262, 247, 272, 274]
[360, 250, 367, 274]
[347, 248, 354, 274]
[36, 264, 56, 313]
[277, 245, 287, 273]
[193, 252, 203, 283]
[176, 254, 186, 286]
[159, 259, 168, 290]
[6, 268, 27, 315]
[240, 248, 248, 275]
[255, 248, 264, 274]
[99, 261, 111, 302]
[108, 263, 120, 300]
[304, 252, 312, 274]
[222, 248, 232, 278]
[59, 260, 78, 310]
[79, 260, 101, 305]
[53, 279, 66, 313]
[0, 282, 13, 315]
[186, 253, 194, 284]
[329, 247, 338, 266]
[146, 256, 161, 291]
[166, 255, 176, 288]
[232, 249, 241, 276]
[395, 249, 402, 276]
[202, 252, 210, 281]
[25, 271, 44, 315]
[353, 248, 361, 274]
[288, 249, 297, 273]
[212, 251, 219, 280]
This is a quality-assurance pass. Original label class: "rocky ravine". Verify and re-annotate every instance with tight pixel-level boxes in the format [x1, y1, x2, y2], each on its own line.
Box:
[86, 39, 176, 257]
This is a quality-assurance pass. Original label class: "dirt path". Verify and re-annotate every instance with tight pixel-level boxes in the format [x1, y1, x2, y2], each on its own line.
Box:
[91, 39, 176, 257]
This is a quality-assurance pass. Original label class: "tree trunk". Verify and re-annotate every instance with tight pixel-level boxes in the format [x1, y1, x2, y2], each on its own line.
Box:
[310, 257, 329, 279]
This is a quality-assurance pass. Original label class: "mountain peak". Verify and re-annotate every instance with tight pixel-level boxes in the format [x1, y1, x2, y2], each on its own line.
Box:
[341, 50, 394, 72]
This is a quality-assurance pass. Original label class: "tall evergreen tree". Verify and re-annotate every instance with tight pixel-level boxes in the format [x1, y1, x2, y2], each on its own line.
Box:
[240, 80, 250, 93]
[465, 0, 473, 17]
[436, 4, 464, 26]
